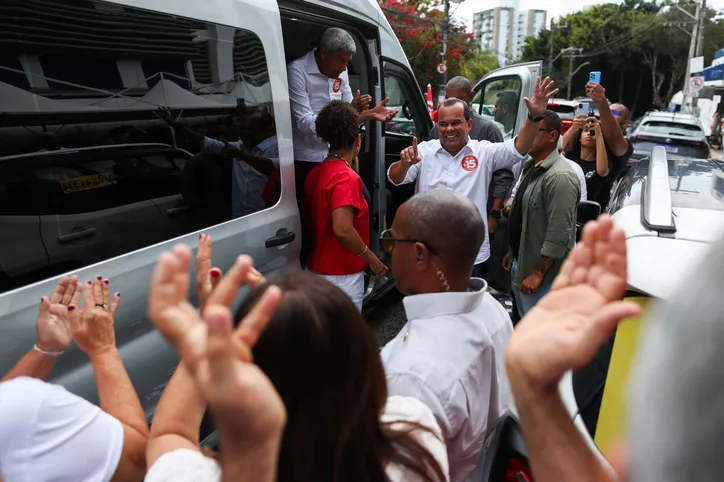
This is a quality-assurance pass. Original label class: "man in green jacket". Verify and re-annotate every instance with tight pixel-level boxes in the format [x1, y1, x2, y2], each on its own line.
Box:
[505, 110, 579, 316]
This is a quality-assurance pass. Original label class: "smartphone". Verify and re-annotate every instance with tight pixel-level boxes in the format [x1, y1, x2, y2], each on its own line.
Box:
[576, 102, 589, 117]
[589, 71, 602, 84]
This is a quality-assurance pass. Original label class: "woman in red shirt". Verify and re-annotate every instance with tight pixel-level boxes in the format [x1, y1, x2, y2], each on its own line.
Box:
[303, 100, 388, 310]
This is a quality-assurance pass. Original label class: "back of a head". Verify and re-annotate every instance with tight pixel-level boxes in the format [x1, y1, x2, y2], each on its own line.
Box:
[542, 110, 562, 135]
[404, 190, 484, 272]
[628, 234, 724, 481]
[315, 100, 359, 150]
[498, 90, 519, 109]
[446, 76, 472, 94]
[237, 271, 389, 480]
[319, 27, 357, 54]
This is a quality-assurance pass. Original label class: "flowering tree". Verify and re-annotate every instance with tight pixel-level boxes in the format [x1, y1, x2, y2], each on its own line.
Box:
[379, 0, 496, 89]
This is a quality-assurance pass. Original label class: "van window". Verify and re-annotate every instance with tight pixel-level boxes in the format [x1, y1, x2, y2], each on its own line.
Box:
[473, 78, 522, 140]
[0, 0, 278, 294]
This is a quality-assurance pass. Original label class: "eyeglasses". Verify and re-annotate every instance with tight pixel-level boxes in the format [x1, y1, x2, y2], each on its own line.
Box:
[380, 229, 438, 255]
[612, 110, 623, 116]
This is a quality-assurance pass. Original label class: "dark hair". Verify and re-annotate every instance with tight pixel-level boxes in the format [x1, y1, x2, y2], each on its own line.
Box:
[440, 97, 471, 121]
[542, 110, 562, 135]
[497, 90, 518, 109]
[316, 100, 360, 150]
[236, 271, 445, 482]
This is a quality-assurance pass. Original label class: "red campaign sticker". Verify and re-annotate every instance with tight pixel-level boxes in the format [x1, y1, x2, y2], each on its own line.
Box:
[461, 155, 479, 171]
[333, 78, 342, 93]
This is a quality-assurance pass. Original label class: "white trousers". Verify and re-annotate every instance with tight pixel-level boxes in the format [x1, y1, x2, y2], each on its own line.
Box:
[315, 272, 365, 311]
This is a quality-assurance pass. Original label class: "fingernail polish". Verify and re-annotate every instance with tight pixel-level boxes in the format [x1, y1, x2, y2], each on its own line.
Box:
[104, 279, 109, 285]
[211, 270, 220, 278]
[116, 293, 120, 297]
[96, 276, 102, 281]
[87, 281, 92, 285]
[68, 306, 76, 312]
[199, 233, 203, 239]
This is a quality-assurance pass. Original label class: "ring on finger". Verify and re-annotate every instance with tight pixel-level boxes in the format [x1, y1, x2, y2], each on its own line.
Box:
[95, 303, 108, 310]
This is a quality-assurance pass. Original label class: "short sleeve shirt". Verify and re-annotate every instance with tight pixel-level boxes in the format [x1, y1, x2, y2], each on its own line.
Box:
[304, 160, 369, 275]
[564, 148, 607, 201]
[0, 377, 124, 482]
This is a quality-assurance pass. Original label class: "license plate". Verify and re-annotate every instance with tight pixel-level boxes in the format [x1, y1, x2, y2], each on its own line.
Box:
[657, 145, 678, 153]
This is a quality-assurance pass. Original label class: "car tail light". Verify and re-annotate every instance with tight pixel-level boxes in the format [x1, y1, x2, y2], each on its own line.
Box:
[561, 119, 573, 133]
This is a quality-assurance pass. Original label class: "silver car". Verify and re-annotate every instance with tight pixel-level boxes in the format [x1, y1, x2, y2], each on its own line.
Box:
[630, 111, 711, 160]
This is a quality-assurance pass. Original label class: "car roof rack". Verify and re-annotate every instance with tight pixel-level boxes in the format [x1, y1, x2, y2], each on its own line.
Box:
[641, 146, 676, 237]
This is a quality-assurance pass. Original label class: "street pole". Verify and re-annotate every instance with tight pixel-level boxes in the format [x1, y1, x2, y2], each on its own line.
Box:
[548, 20, 555, 78]
[696, 0, 707, 57]
[682, 0, 703, 107]
[439, 0, 450, 106]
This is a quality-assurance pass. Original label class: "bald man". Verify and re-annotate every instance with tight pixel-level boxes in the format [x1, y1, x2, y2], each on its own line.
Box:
[380, 190, 513, 482]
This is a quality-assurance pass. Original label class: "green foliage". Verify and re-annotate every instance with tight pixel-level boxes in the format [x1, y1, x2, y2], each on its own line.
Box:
[379, 0, 493, 88]
[520, 0, 724, 115]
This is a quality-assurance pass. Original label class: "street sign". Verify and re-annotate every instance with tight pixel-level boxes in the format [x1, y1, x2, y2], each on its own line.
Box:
[436, 62, 447, 75]
[690, 76, 705, 96]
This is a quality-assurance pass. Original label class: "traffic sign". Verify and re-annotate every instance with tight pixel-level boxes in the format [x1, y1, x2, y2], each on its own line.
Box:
[436, 62, 447, 75]
[690, 76, 705, 97]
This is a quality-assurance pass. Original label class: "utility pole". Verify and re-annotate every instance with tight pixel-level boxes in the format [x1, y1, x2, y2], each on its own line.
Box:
[548, 19, 555, 78]
[439, 0, 465, 106]
[696, 0, 707, 57]
[682, 0, 703, 106]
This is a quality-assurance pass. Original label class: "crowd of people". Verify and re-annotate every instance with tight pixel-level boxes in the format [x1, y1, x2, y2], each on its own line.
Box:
[6, 25, 723, 482]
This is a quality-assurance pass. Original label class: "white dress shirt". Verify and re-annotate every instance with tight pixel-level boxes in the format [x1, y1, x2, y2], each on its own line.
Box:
[202, 137, 278, 218]
[0, 377, 124, 482]
[381, 278, 513, 482]
[387, 138, 525, 264]
[145, 396, 449, 482]
[287, 50, 354, 163]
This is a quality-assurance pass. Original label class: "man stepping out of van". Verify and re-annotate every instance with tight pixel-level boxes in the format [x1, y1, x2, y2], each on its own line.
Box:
[388, 76, 559, 280]
[287, 27, 397, 202]
[380, 190, 513, 482]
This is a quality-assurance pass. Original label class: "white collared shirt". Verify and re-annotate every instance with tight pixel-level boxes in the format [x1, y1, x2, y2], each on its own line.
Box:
[202, 137, 278, 218]
[287, 50, 354, 163]
[381, 278, 513, 482]
[387, 138, 525, 264]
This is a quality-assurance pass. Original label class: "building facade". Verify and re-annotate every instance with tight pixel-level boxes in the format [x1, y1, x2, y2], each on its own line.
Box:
[472, 0, 547, 66]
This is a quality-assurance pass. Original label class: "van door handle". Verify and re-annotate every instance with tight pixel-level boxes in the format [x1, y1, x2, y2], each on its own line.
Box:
[58, 228, 97, 243]
[167, 206, 189, 215]
[265, 229, 295, 248]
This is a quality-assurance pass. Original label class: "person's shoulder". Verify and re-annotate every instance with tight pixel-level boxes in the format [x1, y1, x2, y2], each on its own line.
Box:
[382, 396, 442, 435]
[418, 139, 440, 156]
[287, 51, 311, 69]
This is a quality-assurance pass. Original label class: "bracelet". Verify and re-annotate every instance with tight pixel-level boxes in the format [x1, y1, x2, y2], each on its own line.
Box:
[33, 344, 64, 357]
[357, 246, 369, 257]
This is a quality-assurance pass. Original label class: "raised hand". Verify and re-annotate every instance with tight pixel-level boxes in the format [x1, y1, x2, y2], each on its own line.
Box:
[524, 76, 559, 118]
[400, 137, 422, 167]
[361, 97, 399, 123]
[572, 113, 588, 131]
[351, 90, 373, 113]
[70, 276, 121, 357]
[36, 276, 81, 353]
[197, 234, 223, 314]
[506, 215, 640, 393]
[586, 82, 607, 105]
[155, 106, 177, 127]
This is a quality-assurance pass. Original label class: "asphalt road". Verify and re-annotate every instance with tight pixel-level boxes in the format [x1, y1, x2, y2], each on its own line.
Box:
[366, 287, 515, 347]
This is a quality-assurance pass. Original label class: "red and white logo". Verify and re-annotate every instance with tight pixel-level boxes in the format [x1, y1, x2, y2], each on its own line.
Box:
[333, 78, 342, 93]
[461, 155, 478, 172]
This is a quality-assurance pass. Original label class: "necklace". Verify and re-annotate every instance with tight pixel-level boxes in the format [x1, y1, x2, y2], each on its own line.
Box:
[326, 152, 351, 167]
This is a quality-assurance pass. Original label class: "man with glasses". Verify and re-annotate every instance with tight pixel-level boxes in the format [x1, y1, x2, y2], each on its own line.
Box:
[504, 110, 579, 317]
[387, 76, 558, 279]
[379, 190, 513, 482]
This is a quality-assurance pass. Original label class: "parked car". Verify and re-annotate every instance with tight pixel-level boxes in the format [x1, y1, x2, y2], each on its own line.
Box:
[547, 98, 577, 134]
[629, 111, 710, 160]
[0, 0, 542, 436]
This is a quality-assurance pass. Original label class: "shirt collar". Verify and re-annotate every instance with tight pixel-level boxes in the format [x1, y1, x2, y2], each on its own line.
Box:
[525, 149, 560, 170]
[435, 138, 473, 157]
[254, 135, 277, 153]
[307, 49, 322, 76]
[402, 278, 488, 321]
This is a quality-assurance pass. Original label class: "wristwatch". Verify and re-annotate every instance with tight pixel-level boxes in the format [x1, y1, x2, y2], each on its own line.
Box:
[490, 209, 502, 219]
[528, 113, 545, 122]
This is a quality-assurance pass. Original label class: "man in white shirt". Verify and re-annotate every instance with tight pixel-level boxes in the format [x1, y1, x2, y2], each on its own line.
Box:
[380, 190, 513, 482]
[387, 76, 559, 277]
[287, 27, 395, 200]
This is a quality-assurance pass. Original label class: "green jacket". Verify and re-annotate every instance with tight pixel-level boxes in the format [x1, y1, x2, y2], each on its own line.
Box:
[512, 150, 580, 287]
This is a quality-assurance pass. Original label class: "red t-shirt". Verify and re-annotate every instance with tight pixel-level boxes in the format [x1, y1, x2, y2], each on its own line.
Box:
[303, 159, 369, 275]
[262, 168, 281, 207]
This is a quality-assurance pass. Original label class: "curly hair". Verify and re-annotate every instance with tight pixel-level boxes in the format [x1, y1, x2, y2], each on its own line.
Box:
[315, 100, 360, 150]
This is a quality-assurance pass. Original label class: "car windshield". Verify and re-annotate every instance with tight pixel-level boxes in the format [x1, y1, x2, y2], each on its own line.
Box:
[640, 121, 703, 135]
[612, 159, 724, 212]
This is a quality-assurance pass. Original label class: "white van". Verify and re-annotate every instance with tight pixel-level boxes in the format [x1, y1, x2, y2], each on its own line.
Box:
[0, 0, 539, 423]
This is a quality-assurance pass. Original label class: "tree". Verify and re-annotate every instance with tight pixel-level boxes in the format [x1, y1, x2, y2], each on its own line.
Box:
[458, 48, 500, 84]
[379, 0, 484, 88]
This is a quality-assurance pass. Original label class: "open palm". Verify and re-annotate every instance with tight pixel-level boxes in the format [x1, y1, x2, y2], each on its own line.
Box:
[524, 76, 559, 118]
[507, 216, 641, 392]
[36, 276, 81, 352]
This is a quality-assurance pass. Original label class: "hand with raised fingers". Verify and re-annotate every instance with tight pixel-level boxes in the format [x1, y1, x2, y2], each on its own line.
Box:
[351, 89, 373, 113]
[586, 82, 607, 105]
[400, 137, 422, 167]
[506, 215, 640, 394]
[36, 275, 82, 353]
[524, 76, 559, 118]
[70, 276, 121, 358]
[197, 234, 223, 314]
[362, 97, 399, 123]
